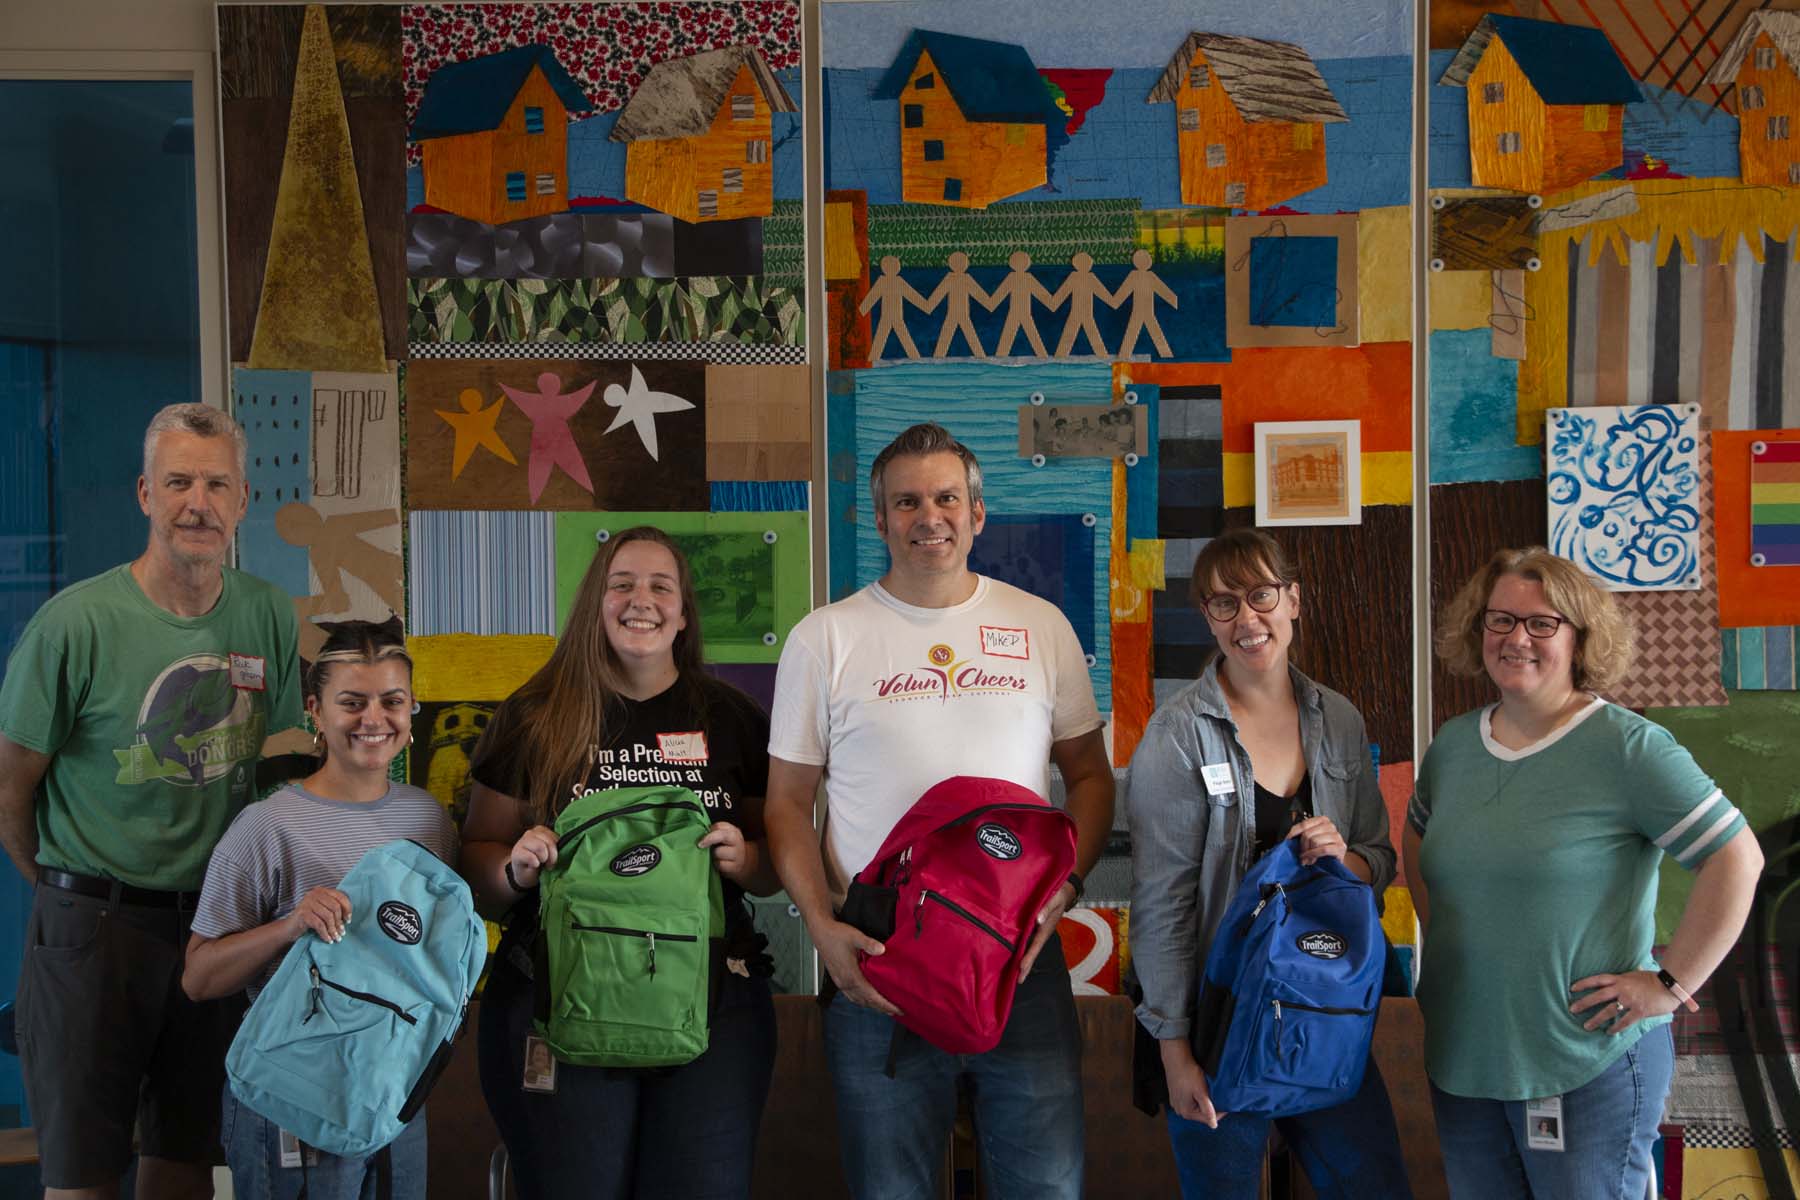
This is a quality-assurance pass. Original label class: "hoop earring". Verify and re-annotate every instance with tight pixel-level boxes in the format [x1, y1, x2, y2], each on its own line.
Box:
[313, 729, 326, 756]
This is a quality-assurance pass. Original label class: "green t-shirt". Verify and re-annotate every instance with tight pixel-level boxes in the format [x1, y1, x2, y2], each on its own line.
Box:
[0, 564, 303, 890]
[1408, 698, 1743, 1101]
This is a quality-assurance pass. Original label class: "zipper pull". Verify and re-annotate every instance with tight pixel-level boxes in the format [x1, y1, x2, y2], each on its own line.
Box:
[1273, 1000, 1283, 1054]
[305, 965, 322, 1024]
[915, 890, 929, 937]
[646, 932, 657, 977]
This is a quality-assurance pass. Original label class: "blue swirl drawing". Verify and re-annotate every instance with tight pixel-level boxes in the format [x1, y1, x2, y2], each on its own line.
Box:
[1545, 404, 1700, 591]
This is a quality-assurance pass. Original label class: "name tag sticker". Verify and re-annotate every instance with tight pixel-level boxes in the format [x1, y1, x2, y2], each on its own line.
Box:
[979, 626, 1031, 660]
[657, 731, 708, 763]
[229, 652, 266, 692]
[1201, 764, 1235, 797]
[1525, 1096, 1564, 1152]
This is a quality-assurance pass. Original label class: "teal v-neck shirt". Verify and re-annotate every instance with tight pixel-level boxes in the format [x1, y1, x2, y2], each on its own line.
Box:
[1409, 698, 1742, 1100]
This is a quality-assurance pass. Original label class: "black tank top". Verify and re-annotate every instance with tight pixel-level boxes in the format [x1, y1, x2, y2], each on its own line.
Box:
[1251, 770, 1313, 859]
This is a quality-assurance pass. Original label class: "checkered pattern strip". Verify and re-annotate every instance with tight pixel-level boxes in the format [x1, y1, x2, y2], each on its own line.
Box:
[1680, 1124, 1798, 1149]
[407, 342, 807, 364]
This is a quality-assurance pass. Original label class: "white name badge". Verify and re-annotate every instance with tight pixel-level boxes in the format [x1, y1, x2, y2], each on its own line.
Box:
[1201, 763, 1235, 797]
[1525, 1096, 1564, 1152]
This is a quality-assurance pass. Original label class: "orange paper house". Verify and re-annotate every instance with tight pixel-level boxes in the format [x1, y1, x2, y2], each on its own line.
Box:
[872, 30, 1065, 210]
[1146, 33, 1347, 211]
[410, 45, 592, 226]
[1701, 12, 1800, 187]
[610, 46, 797, 224]
[1439, 15, 1641, 195]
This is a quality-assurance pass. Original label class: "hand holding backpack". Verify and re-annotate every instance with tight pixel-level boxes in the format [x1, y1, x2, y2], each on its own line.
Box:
[226, 839, 486, 1158]
[1192, 837, 1384, 1117]
[533, 784, 724, 1067]
[840, 775, 1077, 1055]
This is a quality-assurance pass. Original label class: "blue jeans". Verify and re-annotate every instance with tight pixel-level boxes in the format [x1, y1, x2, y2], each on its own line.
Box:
[1429, 1025, 1674, 1200]
[477, 952, 776, 1200]
[220, 1085, 427, 1200]
[1165, 1057, 1414, 1200]
[823, 933, 1083, 1200]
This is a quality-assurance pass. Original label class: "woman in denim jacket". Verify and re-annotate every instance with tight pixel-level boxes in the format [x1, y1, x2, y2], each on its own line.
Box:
[1127, 528, 1412, 1199]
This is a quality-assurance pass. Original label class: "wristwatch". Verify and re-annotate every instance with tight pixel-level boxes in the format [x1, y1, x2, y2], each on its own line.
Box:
[1655, 965, 1699, 1013]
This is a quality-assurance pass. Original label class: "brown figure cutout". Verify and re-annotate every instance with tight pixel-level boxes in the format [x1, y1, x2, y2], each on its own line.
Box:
[275, 502, 404, 661]
[926, 251, 992, 358]
[984, 250, 1059, 358]
[857, 255, 935, 361]
[1050, 252, 1122, 358]
[1114, 249, 1178, 359]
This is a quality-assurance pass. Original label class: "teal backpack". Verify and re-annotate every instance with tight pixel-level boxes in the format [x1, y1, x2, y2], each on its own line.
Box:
[225, 839, 486, 1157]
[533, 784, 723, 1067]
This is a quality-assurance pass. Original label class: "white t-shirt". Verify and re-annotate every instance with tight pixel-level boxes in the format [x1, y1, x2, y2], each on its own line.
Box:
[768, 575, 1103, 891]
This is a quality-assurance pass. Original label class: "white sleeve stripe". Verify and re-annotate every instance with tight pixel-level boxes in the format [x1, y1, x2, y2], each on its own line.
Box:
[1676, 807, 1741, 865]
[1654, 789, 1724, 849]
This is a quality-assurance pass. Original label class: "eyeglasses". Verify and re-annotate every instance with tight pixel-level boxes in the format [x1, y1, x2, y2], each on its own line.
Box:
[1482, 609, 1570, 639]
[1202, 583, 1287, 622]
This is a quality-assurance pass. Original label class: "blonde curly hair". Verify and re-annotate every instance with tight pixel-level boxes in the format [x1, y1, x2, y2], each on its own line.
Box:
[1435, 547, 1634, 693]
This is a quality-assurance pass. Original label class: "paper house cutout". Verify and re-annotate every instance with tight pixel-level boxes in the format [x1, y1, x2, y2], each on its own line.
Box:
[872, 29, 1064, 210]
[1701, 13, 1800, 187]
[610, 46, 797, 224]
[1439, 15, 1641, 195]
[1146, 33, 1347, 211]
[410, 45, 592, 225]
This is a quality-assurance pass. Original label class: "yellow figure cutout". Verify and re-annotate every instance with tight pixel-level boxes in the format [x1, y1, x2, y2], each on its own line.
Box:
[435, 387, 518, 479]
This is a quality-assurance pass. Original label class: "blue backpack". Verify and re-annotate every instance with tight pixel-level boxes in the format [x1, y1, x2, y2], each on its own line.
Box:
[226, 839, 486, 1157]
[1193, 838, 1383, 1117]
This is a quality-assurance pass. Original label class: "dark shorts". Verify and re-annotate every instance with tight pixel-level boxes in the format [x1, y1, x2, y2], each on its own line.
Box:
[16, 881, 238, 1189]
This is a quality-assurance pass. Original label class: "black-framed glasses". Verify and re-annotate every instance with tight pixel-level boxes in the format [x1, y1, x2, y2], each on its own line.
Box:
[1202, 583, 1286, 622]
[1482, 609, 1570, 639]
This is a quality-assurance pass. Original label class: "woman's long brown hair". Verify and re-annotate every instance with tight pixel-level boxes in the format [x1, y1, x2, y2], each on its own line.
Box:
[507, 526, 708, 823]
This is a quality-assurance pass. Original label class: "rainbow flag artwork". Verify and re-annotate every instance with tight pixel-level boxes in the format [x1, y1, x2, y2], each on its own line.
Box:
[1751, 440, 1800, 567]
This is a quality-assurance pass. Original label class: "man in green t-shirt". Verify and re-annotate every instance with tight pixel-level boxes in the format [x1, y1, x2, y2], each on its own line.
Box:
[0, 403, 302, 1200]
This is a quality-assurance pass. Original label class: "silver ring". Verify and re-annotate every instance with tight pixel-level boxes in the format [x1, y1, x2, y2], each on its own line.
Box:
[1614, 1001, 1628, 1015]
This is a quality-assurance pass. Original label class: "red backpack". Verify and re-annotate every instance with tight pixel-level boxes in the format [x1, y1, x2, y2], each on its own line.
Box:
[840, 776, 1078, 1055]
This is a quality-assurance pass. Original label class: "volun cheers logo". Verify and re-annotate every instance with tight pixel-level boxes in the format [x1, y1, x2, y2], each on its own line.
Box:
[377, 901, 422, 945]
[1295, 930, 1347, 959]
[975, 823, 1022, 861]
[611, 844, 662, 876]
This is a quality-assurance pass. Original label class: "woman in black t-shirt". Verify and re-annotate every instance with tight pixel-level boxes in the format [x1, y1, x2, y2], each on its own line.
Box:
[461, 526, 780, 1200]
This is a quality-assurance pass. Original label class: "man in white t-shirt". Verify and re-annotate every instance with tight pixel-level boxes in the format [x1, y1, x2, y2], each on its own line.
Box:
[766, 422, 1114, 1200]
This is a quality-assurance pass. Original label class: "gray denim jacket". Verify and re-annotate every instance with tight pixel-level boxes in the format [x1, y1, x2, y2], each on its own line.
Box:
[1126, 659, 1396, 1041]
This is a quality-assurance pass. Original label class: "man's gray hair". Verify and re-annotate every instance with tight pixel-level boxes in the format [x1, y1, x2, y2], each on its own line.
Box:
[868, 422, 984, 515]
[142, 403, 247, 479]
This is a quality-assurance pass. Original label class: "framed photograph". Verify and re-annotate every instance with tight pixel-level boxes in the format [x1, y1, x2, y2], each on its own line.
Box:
[1254, 420, 1362, 527]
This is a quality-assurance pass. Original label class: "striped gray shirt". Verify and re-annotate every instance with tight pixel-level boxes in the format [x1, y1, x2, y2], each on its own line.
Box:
[191, 782, 459, 994]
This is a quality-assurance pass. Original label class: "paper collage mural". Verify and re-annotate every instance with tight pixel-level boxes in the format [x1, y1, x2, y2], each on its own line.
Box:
[1427, 0, 1800, 1188]
[822, 0, 1420, 989]
[220, 2, 811, 790]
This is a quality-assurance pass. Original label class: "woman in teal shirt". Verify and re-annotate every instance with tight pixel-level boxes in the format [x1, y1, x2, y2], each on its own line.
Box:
[1407, 548, 1763, 1199]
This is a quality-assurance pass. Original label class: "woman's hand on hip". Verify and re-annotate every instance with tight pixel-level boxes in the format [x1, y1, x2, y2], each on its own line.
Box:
[1570, 969, 1678, 1034]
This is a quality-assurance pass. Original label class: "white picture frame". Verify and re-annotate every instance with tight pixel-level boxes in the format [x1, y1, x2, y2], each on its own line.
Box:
[1254, 420, 1362, 527]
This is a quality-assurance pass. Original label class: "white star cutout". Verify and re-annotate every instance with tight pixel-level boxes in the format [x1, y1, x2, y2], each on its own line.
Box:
[601, 365, 696, 461]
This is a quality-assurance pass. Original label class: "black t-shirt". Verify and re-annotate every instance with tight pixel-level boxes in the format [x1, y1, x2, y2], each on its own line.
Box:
[469, 674, 771, 937]
[1251, 771, 1313, 860]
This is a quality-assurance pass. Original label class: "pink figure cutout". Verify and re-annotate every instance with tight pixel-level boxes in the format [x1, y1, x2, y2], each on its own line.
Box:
[499, 371, 597, 504]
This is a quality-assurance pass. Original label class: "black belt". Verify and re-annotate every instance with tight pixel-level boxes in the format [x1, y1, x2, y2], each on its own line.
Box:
[39, 868, 201, 910]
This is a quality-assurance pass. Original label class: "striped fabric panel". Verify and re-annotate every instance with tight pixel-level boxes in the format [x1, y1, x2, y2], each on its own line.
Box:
[408, 510, 556, 636]
[1719, 625, 1800, 689]
[1652, 788, 1744, 867]
[1569, 234, 1800, 427]
[1750, 439, 1800, 566]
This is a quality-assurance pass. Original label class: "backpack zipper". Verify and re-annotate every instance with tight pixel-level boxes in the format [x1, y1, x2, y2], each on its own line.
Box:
[557, 800, 709, 854]
[569, 923, 700, 978]
[305, 964, 419, 1026]
[914, 890, 1015, 951]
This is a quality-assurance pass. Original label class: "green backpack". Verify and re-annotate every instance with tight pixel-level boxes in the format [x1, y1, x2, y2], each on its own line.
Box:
[533, 784, 723, 1067]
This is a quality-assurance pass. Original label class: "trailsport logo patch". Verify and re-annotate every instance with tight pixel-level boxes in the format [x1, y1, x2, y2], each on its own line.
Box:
[1296, 930, 1347, 959]
[377, 901, 422, 945]
[975, 823, 1022, 861]
[611, 845, 662, 877]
